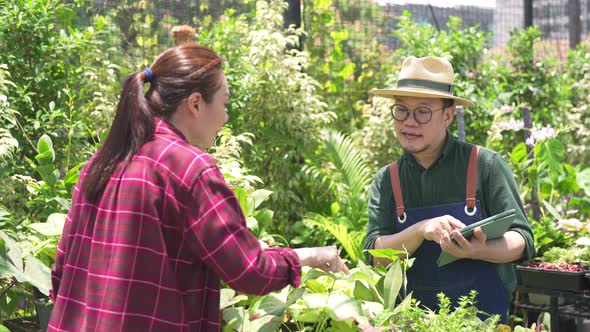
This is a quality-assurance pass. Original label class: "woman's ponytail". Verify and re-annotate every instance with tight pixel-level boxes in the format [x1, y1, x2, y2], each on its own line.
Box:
[82, 70, 154, 202]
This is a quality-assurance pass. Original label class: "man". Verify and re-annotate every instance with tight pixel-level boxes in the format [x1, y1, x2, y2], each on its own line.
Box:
[363, 56, 535, 323]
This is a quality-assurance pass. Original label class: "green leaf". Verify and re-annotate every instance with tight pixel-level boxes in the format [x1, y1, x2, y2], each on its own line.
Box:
[246, 216, 259, 235]
[302, 268, 333, 283]
[541, 199, 562, 221]
[327, 319, 362, 332]
[366, 248, 404, 262]
[251, 189, 272, 209]
[64, 162, 84, 187]
[220, 288, 248, 310]
[326, 293, 363, 322]
[314, 0, 332, 10]
[222, 307, 246, 329]
[352, 280, 375, 302]
[330, 201, 340, 216]
[391, 292, 413, 316]
[383, 261, 403, 310]
[305, 279, 328, 293]
[249, 315, 282, 332]
[510, 143, 528, 169]
[286, 287, 305, 306]
[253, 209, 274, 234]
[0, 324, 11, 332]
[0, 231, 23, 271]
[576, 168, 590, 197]
[249, 295, 286, 317]
[246, 196, 255, 216]
[289, 304, 326, 323]
[234, 187, 248, 215]
[0, 237, 26, 284]
[28, 213, 66, 237]
[23, 255, 52, 296]
[537, 139, 564, 182]
[36, 134, 55, 163]
[35, 164, 54, 179]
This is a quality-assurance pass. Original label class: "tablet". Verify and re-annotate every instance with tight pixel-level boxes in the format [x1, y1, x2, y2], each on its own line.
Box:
[436, 209, 517, 267]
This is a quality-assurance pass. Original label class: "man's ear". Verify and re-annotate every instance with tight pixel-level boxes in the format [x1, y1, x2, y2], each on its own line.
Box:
[444, 105, 456, 126]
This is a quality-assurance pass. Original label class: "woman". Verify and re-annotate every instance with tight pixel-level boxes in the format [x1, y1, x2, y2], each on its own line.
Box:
[48, 42, 348, 331]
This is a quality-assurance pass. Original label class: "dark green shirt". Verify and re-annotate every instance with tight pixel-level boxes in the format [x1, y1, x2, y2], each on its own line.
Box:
[364, 133, 535, 299]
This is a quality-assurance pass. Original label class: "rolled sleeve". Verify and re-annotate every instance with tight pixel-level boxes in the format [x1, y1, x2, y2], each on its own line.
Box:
[484, 154, 536, 262]
[364, 167, 396, 265]
[185, 166, 301, 294]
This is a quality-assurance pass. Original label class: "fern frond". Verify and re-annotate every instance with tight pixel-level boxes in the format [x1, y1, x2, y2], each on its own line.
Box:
[304, 213, 366, 264]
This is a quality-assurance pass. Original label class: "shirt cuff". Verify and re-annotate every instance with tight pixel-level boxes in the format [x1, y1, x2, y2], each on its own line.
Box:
[507, 228, 536, 263]
[276, 248, 302, 288]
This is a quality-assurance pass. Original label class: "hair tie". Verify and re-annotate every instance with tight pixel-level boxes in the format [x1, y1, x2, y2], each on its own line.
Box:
[143, 68, 153, 83]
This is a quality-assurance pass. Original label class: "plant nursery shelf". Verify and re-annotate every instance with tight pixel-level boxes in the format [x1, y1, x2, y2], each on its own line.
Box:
[515, 286, 590, 332]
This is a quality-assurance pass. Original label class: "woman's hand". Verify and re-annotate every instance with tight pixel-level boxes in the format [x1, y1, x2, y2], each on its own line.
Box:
[295, 246, 350, 274]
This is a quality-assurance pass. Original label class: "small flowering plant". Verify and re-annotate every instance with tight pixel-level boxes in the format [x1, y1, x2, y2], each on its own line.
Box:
[487, 104, 523, 144]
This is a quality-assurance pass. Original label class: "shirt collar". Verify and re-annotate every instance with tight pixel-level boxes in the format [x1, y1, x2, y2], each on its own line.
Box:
[402, 130, 456, 169]
[154, 117, 188, 142]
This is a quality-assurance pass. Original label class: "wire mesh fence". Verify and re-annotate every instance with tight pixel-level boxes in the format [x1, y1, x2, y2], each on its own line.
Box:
[316, 0, 590, 60]
[81, 0, 590, 62]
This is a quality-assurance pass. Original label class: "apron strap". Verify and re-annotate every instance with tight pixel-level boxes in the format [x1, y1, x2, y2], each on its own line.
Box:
[388, 161, 406, 223]
[465, 145, 480, 212]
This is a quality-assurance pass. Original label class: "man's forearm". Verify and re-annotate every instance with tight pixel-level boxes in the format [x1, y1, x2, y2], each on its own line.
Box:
[478, 230, 526, 263]
[373, 222, 425, 266]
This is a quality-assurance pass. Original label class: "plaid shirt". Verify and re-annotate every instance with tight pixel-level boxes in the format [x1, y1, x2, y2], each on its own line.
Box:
[49, 118, 301, 331]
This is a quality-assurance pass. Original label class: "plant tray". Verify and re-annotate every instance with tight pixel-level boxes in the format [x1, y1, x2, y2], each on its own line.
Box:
[516, 265, 588, 292]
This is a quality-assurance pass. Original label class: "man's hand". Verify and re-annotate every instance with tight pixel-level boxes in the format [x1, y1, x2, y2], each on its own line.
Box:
[420, 215, 466, 244]
[440, 227, 487, 260]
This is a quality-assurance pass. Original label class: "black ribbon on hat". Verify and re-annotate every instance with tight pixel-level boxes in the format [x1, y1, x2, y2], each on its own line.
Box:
[397, 78, 454, 94]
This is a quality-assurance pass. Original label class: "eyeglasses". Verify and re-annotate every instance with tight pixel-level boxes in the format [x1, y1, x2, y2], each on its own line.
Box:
[390, 104, 445, 125]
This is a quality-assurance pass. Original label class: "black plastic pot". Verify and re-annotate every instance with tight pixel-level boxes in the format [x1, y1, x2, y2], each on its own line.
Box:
[516, 265, 588, 292]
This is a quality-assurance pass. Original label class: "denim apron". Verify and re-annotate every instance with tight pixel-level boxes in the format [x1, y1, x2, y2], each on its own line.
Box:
[389, 146, 508, 323]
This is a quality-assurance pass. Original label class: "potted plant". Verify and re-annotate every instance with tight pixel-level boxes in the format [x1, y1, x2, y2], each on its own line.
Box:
[0, 231, 52, 331]
[517, 246, 589, 293]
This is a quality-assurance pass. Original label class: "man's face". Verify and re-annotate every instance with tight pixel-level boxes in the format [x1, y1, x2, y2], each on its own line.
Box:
[393, 96, 454, 156]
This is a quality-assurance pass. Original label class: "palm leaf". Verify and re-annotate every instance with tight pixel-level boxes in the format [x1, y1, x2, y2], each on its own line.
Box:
[305, 214, 366, 264]
[321, 128, 373, 198]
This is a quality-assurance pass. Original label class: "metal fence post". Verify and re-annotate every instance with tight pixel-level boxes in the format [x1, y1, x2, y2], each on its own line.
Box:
[456, 105, 465, 142]
[568, 0, 581, 49]
[523, 106, 541, 221]
[524, 0, 533, 27]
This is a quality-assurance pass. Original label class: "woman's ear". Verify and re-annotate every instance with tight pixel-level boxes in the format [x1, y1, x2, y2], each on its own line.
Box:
[184, 92, 203, 115]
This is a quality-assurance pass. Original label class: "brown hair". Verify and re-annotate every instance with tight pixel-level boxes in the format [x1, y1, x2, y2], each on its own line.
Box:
[82, 43, 223, 202]
[443, 98, 455, 108]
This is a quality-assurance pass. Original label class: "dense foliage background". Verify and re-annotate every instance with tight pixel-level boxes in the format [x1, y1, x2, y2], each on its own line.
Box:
[1, 0, 589, 330]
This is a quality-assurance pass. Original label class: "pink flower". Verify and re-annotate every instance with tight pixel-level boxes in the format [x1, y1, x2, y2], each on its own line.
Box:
[557, 218, 584, 232]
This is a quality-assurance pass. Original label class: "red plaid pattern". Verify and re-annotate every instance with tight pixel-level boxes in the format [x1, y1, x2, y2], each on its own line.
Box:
[49, 118, 301, 331]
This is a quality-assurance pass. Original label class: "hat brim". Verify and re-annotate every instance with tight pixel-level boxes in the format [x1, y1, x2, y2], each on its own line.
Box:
[370, 87, 475, 107]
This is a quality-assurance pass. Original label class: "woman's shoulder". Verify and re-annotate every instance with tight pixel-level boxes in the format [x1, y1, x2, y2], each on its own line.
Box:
[136, 137, 219, 185]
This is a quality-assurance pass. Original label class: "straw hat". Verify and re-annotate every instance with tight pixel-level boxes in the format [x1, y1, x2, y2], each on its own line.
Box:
[370, 56, 475, 107]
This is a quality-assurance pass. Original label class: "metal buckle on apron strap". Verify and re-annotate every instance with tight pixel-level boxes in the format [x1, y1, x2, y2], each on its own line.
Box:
[464, 204, 477, 216]
[398, 212, 407, 224]
[465, 197, 477, 216]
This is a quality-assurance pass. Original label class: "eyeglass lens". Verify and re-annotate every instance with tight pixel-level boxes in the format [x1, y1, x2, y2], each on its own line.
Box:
[390, 104, 433, 124]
